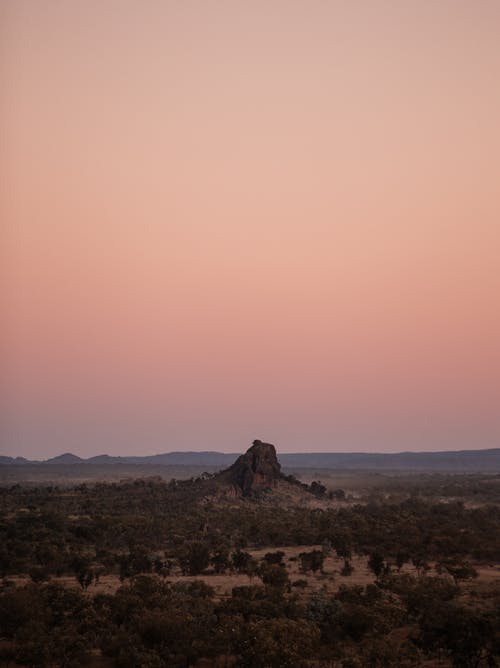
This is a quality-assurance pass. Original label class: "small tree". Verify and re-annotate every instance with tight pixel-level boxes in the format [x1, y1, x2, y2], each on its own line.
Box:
[341, 559, 354, 576]
[263, 551, 285, 565]
[211, 549, 231, 574]
[70, 555, 94, 590]
[76, 569, 93, 591]
[310, 481, 327, 498]
[412, 554, 430, 575]
[299, 550, 325, 574]
[232, 549, 252, 573]
[259, 563, 289, 591]
[368, 552, 385, 578]
[396, 552, 410, 571]
[333, 535, 352, 560]
[178, 541, 210, 575]
[436, 559, 478, 583]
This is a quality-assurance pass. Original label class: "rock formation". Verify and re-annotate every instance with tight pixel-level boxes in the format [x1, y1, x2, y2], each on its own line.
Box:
[226, 440, 281, 496]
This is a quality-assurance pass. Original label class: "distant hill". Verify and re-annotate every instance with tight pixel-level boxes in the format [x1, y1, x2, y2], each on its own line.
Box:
[86, 452, 237, 466]
[280, 449, 500, 471]
[2, 447, 500, 472]
[0, 456, 31, 466]
[45, 453, 84, 465]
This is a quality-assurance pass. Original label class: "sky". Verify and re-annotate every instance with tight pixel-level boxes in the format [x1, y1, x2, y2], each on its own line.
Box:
[2, 0, 500, 458]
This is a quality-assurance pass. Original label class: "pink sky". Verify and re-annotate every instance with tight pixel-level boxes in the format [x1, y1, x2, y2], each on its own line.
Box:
[2, 1, 500, 458]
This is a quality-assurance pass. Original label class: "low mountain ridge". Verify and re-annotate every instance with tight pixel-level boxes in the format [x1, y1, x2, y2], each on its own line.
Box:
[2, 447, 500, 472]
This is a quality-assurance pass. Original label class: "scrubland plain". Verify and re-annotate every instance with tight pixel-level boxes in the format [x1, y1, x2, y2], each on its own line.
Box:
[2, 463, 500, 667]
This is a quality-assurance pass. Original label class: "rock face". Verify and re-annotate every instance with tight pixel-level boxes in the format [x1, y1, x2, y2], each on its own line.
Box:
[227, 440, 281, 496]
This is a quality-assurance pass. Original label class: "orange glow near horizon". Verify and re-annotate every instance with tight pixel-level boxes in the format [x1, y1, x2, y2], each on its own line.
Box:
[2, 1, 500, 457]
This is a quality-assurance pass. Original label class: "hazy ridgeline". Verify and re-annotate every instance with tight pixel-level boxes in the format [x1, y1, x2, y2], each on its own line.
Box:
[3, 446, 500, 487]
